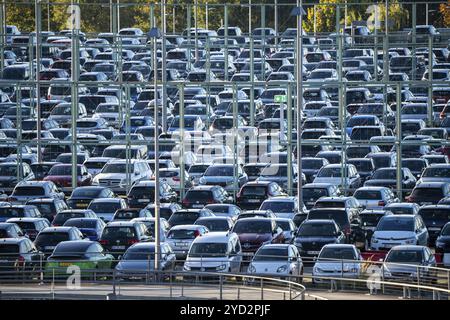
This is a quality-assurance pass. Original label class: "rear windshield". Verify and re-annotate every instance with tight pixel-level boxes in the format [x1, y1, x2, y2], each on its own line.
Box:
[13, 186, 45, 196]
[169, 212, 199, 225]
[419, 209, 450, 223]
[0, 208, 25, 218]
[241, 186, 267, 196]
[102, 227, 136, 239]
[233, 220, 271, 234]
[185, 191, 213, 201]
[167, 229, 197, 239]
[308, 210, 348, 228]
[35, 232, 70, 246]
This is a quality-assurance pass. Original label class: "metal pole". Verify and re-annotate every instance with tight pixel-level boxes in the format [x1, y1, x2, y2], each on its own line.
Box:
[425, 2, 428, 26]
[233, 84, 238, 201]
[161, 0, 168, 132]
[35, 0, 42, 163]
[428, 35, 433, 127]
[250, 35, 255, 126]
[396, 83, 402, 200]
[206, 3, 208, 30]
[287, 83, 293, 196]
[0, 1, 5, 71]
[248, 0, 252, 34]
[194, 0, 198, 61]
[179, 84, 185, 200]
[224, 5, 229, 81]
[154, 34, 161, 271]
[274, 0, 278, 48]
[296, 0, 303, 205]
[172, 5, 175, 33]
[71, 27, 79, 191]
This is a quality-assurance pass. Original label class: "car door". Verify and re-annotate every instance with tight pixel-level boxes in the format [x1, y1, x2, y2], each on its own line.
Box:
[230, 237, 242, 272]
[415, 217, 427, 245]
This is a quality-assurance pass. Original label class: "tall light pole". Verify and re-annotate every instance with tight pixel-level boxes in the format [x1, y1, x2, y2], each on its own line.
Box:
[292, 2, 306, 210]
[148, 26, 161, 271]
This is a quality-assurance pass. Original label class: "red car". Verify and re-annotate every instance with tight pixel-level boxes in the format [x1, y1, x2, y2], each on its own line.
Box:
[43, 164, 92, 193]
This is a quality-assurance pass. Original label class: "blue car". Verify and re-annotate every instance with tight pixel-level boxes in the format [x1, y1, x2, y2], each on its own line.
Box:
[63, 218, 106, 241]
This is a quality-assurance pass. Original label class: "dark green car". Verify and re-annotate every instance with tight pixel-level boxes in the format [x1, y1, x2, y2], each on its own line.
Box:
[45, 240, 114, 279]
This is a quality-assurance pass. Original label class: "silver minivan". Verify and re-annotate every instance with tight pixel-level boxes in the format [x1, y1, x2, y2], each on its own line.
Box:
[183, 232, 242, 273]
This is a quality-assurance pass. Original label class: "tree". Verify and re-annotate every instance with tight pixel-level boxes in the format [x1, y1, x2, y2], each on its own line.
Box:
[440, 0, 450, 27]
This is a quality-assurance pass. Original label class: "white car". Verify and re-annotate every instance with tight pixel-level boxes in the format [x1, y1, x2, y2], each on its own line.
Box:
[370, 214, 429, 251]
[259, 197, 302, 219]
[92, 159, 152, 194]
[247, 244, 303, 280]
[183, 232, 242, 273]
[87, 198, 127, 223]
[353, 186, 399, 210]
[312, 244, 363, 284]
[159, 168, 191, 192]
[313, 164, 361, 191]
[83, 157, 114, 177]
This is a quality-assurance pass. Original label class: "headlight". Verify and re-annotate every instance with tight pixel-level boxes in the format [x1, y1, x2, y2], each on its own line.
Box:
[313, 266, 323, 273]
[183, 264, 191, 271]
[199, 177, 206, 184]
[405, 238, 416, 244]
[216, 264, 227, 271]
[248, 264, 256, 273]
[277, 265, 288, 273]
[371, 238, 379, 243]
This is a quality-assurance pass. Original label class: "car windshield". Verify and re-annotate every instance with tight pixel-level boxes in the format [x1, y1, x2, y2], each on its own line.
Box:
[377, 218, 414, 231]
[102, 227, 136, 240]
[253, 247, 288, 261]
[185, 191, 213, 201]
[318, 248, 356, 261]
[354, 190, 382, 200]
[318, 167, 347, 177]
[308, 211, 348, 228]
[189, 243, 228, 257]
[260, 201, 294, 213]
[386, 250, 423, 263]
[71, 188, 102, 198]
[102, 163, 133, 173]
[423, 167, 450, 178]
[0, 165, 17, 176]
[419, 209, 450, 223]
[122, 247, 156, 260]
[303, 188, 329, 199]
[196, 220, 229, 232]
[204, 166, 233, 176]
[64, 220, 97, 228]
[298, 223, 336, 236]
[167, 229, 197, 239]
[49, 166, 81, 176]
[89, 202, 121, 213]
[35, 232, 70, 246]
[242, 186, 266, 196]
[233, 220, 271, 234]
[13, 186, 45, 196]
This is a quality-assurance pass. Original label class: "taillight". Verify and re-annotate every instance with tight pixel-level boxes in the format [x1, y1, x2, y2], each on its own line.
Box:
[172, 177, 180, 181]
[182, 199, 189, 206]
[405, 196, 412, 202]
[17, 255, 25, 267]
[127, 239, 139, 245]
[194, 230, 201, 237]
[378, 200, 386, 207]
[99, 240, 108, 245]
[440, 112, 445, 119]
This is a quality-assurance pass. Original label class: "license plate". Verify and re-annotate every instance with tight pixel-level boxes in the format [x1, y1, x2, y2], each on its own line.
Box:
[421, 202, 433, 205]
[138, 199, 148, 203]
[192, 204, 203, 208]
[59, 262, 72, 267]
[112, 246, 125, 250]
[175, 242, 189, 247]
[428, 228, 441, 231]
[77, 204, 88, 208]
[45, 246, 56, 250]
[247, 199, 260, 203]
[307, 251, 319, 255]
[307, 202, 315, 205]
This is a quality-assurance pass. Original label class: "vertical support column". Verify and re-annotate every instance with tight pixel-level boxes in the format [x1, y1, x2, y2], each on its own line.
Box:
[232, 84, 238, 201]
[71, 29, 79, 191]
[187, 3, 191, 70]
[194, 0, 198, 61]
[179, 83, 185, 201]
[35, 0, 42, 163]
[250, 35, 255, 126]
[206, 3, 208, 31]
[396, 83, 402, 201]
[295, 0, 304, 205]
[274, 0, 278, 49]
[161, 0, 168, 132]
[261, 4, 265, 77]
[153, 34, 161, 271]
[428, 35, 433, 127]
[248, 0, 252, 34]
[172, 4, 175, 33]
[111, 0, 118, 34]
[0, 1, 5, 71]
[287, 83, 293, 196]
[411, 3, 417, 80]
[224, 4, 229, 81]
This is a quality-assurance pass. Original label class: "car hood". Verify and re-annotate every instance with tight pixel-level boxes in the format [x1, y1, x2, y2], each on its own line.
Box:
[115, 260, 155, 272]
[185, 257, 229, 268]
[313, 261, 360, 272]
[418, 177, 450, 183]
[313, 177, 348, 185]
[201, 176, 234, 183]
[95, 173, 126, 180]
[364, 179, 397, 186]
[383, 262, 421, 274]
[251, 261, 289, 274]
[372, 230, 415, 240]
[238, 233, 272, 243]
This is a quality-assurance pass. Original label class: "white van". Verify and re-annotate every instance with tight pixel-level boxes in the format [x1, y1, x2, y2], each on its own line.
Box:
[183, 232, 242, 273]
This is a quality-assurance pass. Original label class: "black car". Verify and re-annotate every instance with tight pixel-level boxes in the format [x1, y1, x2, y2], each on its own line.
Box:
[167, 208, 215, 228]
[67, 186, 116, 209]
[0, 222, 26, 238]
[236, 181, 286, 210]
[0, 238, 43, 277]
[435, 222, 450, 255]
[0, 205, 42, 223]
[418, 205, 450, 245]
[5, 217, 51, 241]
[26, 198, 68, 224]
[293, 219, 346, 261]
[34, 226, 86, 257]
[99, 221, 150, 258]
[181, 186, 232, 209]
[127, 181, 177, 209]
[51, 209, 98, 227]
[292, 213, 308, 228]
[364, 167, 417, 191]
[359, 210, 390, 250]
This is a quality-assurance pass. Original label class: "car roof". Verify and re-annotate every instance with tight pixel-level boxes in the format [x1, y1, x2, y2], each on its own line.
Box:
[193, 232, 234, 243]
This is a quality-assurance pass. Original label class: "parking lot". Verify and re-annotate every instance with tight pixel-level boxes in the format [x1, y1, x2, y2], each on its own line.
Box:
[0, 1, 450, 300]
